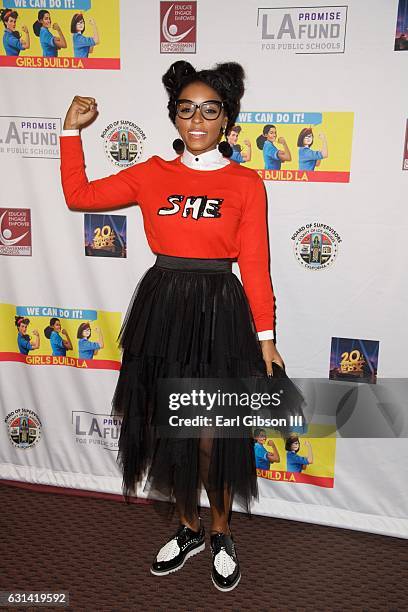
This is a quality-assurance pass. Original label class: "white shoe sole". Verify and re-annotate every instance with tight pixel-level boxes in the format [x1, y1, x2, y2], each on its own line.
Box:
[211, 572, 241, 592]
[150, 542, 205, 576]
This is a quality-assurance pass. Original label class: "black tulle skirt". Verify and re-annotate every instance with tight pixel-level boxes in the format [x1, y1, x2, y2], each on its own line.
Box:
[111, 254, 300, 520]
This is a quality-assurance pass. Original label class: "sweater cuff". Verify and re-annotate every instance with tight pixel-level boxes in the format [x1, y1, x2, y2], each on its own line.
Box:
[61, 129, 80, 136]
[257, 330, 275, 341]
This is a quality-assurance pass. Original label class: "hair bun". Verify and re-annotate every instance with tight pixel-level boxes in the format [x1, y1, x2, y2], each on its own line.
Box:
[215, 62, 245, 99]
[162, 61, 196, 96]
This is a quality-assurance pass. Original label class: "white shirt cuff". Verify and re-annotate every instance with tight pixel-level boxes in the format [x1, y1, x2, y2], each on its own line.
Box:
[257, 330, 275, 341]
[61, 129, 80, 136]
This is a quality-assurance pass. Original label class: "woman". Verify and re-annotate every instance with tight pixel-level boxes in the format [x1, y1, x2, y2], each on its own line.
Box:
[60, 61, 286, 592]
[33, 10, 66, 57]
[285, 435, 313, 473]
[226, 125, 252, 163]
[15, 316, 39, 355]
[71, 13, 99, 58]
[44, 318, 72, 356]
[253, 428, 280, 470]
[1, 8, 30, 56]
[256, 124, 291, 170]
[297, 127, 328, 171]
[77, 322, 103, 359]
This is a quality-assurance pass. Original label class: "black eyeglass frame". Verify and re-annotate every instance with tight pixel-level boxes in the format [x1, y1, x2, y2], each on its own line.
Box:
[175, 99, 225, 120]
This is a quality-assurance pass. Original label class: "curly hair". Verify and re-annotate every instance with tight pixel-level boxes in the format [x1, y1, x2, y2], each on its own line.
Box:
[162, 61, 245, 134]
[1, 8, 18, 26]
[15, 316, 29, 329]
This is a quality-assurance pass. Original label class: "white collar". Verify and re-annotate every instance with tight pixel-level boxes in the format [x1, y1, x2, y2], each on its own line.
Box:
[181, 147, 230, 171]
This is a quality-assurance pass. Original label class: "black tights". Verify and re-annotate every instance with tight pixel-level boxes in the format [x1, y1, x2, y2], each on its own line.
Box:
[177, 434, 232, 535]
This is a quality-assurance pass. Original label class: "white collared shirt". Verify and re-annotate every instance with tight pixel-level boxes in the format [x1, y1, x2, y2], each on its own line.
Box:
[180, 146, 230, 171]
[60, 130, 275, 340]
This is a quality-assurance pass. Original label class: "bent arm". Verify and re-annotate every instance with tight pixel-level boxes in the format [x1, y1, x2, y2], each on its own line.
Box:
[53, 25, 67, 49]
[91, 21, 100, 44]
[60, 134, 146, 211]
[267, 440, 280, 463]
[21, 28, 30, 49]
[62, 331, 73, 351]
[278, 141, 291, 162]
[319, 134, 328, 159]
[242, 141, 252, 162]
[237, 176, 275, 335]
[31, 332, 40, 349]
[306, 441, 313, 465]
[96, 328, 104, 349]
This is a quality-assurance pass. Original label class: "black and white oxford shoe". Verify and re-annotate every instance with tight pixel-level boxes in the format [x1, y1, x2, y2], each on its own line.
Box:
[150, 523, 205, 576]
[210, 532, 241, 592]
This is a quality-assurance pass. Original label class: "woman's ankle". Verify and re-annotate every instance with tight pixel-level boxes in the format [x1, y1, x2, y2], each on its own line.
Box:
[210, 525, 231, 536]
[181, 518, 201, 532]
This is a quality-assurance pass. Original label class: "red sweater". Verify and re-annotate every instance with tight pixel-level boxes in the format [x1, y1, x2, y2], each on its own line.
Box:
[60, 136, 275, 333]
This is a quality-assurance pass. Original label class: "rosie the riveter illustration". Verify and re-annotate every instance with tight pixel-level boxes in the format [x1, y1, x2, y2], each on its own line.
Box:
[33, 9, 66, 57]
[77, 321, 104, 359]
[256, 124, 291, 170]
[226, 125, 252, 164]
[297, 128, 328, 171]
[285, 434, 313, 473]
[253, 428, 280, 470]
[15, 316, 40, 355]
[1, 8, 30, 56]
[43, 318, 72, 356]
[71, 13, 100, 58]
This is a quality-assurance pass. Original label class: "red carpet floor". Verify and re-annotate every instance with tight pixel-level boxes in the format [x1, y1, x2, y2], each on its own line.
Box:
[0, 480, 407, 611]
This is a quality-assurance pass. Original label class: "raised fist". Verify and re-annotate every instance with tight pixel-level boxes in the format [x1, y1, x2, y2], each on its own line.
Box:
[63, 96, 98, 130]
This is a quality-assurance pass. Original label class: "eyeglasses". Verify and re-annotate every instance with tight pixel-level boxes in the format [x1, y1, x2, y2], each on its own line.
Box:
[175, 99, 224, 120]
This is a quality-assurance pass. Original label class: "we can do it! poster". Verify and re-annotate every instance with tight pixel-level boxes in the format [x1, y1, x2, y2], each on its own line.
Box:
[231, 111, 354, 183]
[0, 0, 120, 69]
[0, 303, 122, 370]
[254, 424, 336, 488]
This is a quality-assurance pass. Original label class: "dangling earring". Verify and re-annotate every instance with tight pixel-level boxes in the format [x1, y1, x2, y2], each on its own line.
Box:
[218, 124, 232, 158]
[218, 141, 232, 158]
[172, 138, 185, 155]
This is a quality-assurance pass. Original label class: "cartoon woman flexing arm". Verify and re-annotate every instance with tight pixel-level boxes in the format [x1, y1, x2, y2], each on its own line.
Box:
[71, 14, 100, 58]
[33, 10, 67, 57]
[1, 9, 30, 56]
